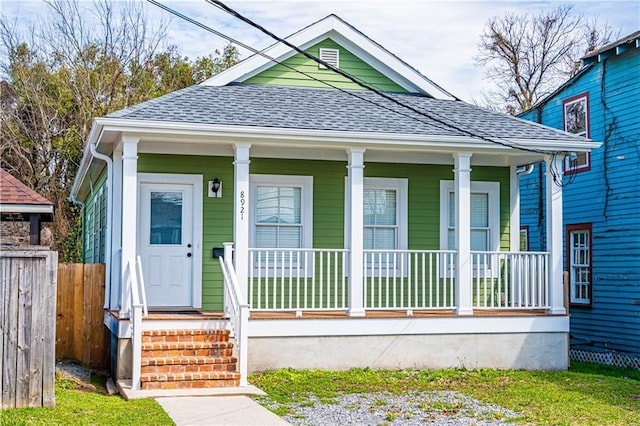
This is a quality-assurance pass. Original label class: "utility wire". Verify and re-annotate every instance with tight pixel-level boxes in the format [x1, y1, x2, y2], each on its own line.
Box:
[148, 0, 574, 190]
[147, 0, 464, 136]
[206, 0, 568, 157]
[147, 0, 476, 136]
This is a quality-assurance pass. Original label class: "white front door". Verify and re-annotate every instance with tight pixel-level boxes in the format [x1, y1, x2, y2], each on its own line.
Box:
[138, 174, 202, 308]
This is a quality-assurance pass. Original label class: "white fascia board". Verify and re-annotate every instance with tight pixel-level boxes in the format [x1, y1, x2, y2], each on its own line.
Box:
[0, 204, 53, 214]
[509, 138, 601, 152]
[248, 315, 569, 337]
[201, 16, 455, 100]
[201, 16, 336, 87]
[99, 118, 588, 156]
[70, 120, 104, 200]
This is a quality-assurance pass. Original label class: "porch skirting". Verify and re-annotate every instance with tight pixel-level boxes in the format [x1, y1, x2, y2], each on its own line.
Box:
[247, 315, 569, 372]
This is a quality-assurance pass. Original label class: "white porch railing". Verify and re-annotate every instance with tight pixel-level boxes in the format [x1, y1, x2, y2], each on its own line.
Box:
[241, 248, 550, 313]
[128, 256, 148, 391]
[220, 243, 249, 387]
[248, 248, 349, 313]
[471, 251, 550, 309]
[363, 250, 457, 312]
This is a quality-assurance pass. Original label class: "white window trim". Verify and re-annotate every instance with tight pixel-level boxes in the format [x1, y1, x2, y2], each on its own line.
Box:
[249, 174, 314, 276]
[345, 177, 408, 276]
[439, 180, 500, 277]
[563, 93, 590, 172]
[569, 228, 591, 305]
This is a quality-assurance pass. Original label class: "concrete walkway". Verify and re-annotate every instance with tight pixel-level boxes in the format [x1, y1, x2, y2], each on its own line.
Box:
[156, 395, 291, 426]
[116, 380, 290, 425]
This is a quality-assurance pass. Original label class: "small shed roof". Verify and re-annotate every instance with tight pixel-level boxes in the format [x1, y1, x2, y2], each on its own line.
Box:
[0, 168, 54, 219]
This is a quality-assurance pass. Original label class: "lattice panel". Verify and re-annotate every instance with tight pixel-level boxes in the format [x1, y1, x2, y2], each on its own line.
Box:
[570, 348, 640, 370]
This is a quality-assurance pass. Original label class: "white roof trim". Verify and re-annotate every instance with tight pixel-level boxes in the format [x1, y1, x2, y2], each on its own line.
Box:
[201, 15, 455, 100]
[95, 117, 600, 153]
[0, 204, 54, 214]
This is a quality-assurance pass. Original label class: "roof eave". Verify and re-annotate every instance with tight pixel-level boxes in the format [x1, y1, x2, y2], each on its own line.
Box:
[70, 119, 104, 201]
[97, 117, 590, 155]
[0, 204, 54, 214]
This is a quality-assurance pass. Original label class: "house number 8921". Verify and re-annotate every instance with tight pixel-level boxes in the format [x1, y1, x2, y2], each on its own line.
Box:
[239, 191, 246, 220]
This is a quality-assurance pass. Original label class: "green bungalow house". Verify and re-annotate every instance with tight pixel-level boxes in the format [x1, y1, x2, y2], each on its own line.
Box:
[71, 15, 599, 392]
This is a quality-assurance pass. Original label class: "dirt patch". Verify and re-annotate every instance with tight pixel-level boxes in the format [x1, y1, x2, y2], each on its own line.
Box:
[55, 360, 107, 394]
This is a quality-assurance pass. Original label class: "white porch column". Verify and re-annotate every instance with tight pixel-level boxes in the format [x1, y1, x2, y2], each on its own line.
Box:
[233, 143, 251, 301]
[454, 153, 473, 315]
[111, 145, 123, 311]
[119, 137, 139, 317]
[510, 165, 521, 252]
[347, 148, 365, 317]
[545, 156, 566, 314]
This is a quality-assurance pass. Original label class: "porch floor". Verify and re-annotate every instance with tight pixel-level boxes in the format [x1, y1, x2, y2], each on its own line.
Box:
[110, 308, 556, 322]
[249, 309, 553, 320]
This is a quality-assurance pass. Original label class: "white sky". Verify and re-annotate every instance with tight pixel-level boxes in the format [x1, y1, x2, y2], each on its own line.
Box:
[2, 0, 639, 102]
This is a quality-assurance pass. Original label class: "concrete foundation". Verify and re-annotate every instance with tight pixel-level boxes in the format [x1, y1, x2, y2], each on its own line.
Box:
[248, 332, 568, 372]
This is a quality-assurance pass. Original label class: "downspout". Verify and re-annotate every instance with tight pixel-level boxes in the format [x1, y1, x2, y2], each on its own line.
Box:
[89, 143, 114, 310]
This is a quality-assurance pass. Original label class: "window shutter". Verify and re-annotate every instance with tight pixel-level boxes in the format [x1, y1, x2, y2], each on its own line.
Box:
[319, 48, 339, 69]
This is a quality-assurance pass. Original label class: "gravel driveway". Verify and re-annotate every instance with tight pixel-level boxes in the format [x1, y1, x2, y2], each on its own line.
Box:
[257, 390, 520, 425]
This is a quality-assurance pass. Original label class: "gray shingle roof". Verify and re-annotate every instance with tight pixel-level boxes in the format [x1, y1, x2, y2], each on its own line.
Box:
[107, 84, 583, 143]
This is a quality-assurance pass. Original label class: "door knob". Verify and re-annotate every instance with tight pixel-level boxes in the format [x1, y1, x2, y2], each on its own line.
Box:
[187, 253, 192, 257]
[187, 243, 192, 248]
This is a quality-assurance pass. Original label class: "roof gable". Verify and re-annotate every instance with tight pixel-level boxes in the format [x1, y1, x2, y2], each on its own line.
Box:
[244, 38, 409, 93]
[201, 14, 455, 100]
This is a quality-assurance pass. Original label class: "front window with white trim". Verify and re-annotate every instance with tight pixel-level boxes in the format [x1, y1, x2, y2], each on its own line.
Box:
[250, 175, 313, 249]
[440, 181, 500, 275]
[360, 178, 408, 271]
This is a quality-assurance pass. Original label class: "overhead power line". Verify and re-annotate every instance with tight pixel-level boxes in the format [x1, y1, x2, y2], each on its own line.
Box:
[206, 0, 568, 157]
[147, 0, 575, 188]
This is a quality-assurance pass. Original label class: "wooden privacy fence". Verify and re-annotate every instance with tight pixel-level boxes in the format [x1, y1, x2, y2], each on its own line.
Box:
[1, 247, 57, 409]
[56, 263, 108, 369]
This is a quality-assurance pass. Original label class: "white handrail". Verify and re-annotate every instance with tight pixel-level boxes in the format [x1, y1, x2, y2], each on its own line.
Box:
[220, 243, 249, 387]
[128, 256, 148, 391]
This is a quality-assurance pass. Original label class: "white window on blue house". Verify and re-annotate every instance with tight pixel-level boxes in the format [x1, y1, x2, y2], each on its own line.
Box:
[568, 224, 592, 305]
[563, 93, 590, 174]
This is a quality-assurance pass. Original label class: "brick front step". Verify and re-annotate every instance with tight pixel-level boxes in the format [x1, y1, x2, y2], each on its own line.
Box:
[141, 356, 237, 375]
[142, 329, 230, 343]
[140, 371, 240, 390]
[139, 328, 239, 390]
[142, 356, 237, 366]
[141, 341, 234, 358]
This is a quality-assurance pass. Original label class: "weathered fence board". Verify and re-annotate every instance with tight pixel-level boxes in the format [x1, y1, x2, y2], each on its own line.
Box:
[1, 248, 57, 409]
[55, 264, 108, 369]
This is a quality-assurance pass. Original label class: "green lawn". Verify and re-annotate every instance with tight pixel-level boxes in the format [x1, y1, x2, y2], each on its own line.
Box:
[0, 374, 174, 426]
[250, 362, 640, 425]
[2, 362, 637, 425]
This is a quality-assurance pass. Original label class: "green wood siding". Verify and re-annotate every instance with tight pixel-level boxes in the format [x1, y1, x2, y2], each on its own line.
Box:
[245, 39, 408, 93]
[83, 171, 107, 263]
[138, 154, 235, 311]
[135, 155, 511, 309]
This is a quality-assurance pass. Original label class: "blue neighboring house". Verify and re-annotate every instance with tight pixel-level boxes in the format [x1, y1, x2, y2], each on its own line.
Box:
[519, 30, 640, 363]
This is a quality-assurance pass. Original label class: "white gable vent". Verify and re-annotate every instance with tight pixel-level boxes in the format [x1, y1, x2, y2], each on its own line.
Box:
[318, 48, 339, 69]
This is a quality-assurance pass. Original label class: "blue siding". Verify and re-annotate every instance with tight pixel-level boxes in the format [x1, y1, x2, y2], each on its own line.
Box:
[520, 45, 640, 355]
